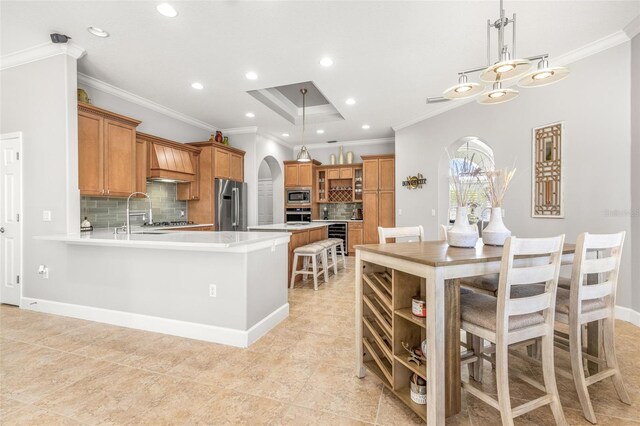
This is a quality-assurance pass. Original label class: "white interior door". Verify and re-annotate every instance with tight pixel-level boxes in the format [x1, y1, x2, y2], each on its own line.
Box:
[0, 133, 22, 306]
[258, 178, 273, 225]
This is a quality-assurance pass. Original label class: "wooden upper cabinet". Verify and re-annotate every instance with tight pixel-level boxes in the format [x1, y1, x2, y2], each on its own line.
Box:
[340, 167, 353, 179]
[298, 163, 313, 187]
[378, 158, 395, 191]
[230, 153, 243, 182]
[78, 103, 140, 197]
[177, 151, 201, 201]
[363, 159, 379, 191]
[135, 138, 147, 195]
[327, 168, 340, 180]
[215, 148, 230, 180]
[285, 164, 299, 187]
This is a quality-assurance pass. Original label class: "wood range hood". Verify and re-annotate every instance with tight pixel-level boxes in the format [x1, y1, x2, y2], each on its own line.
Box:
[137, 132, 202, 183]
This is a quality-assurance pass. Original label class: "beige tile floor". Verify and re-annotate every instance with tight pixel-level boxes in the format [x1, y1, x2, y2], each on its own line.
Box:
[1, 257, 639, 425]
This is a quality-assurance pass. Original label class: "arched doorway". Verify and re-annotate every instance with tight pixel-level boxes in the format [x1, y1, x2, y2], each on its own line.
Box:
[257, 156, 282, 225]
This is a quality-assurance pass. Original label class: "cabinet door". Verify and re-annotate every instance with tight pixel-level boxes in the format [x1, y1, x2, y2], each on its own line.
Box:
[298, 163, 313, 187]
[340, 167, 353, 179]
[363, 191, 379, 244]
[230, 153, 243, 181]
[78, 111, 104, 195]
[378, 158, 395, 191]
[135, 139, 147, 196]
[327, 168, 340, 180]
[363, 159, 379, 191]
[309, 227, 325, 243]
[348, 223, 363, 255]
[104, 119, 136, 197]
[285, 164, 299, 187]
[215, 149, 230, 179]
[177, 152, 200, 200]
[378, 191, 395, 229]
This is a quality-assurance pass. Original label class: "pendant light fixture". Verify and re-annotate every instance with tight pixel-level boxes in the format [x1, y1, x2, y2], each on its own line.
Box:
[427, 0, 569, 105]
[296, 88, 312, 162]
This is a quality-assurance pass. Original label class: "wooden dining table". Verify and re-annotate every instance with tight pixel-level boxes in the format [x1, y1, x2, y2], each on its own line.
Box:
[354, 240, 583, 425]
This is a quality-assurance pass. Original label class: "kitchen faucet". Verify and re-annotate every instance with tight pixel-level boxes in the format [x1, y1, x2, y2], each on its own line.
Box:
[125, 192, 153, 235]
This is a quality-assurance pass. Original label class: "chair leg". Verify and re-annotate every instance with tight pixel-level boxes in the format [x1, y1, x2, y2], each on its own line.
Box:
[322, 250, 329, 283]
[312, 255, 319, 290]
[290, 254, 298, 289]
[495, 342, 514, 426]
[466, 332, 476, 380]
[341, 242, 346, 267]
[331, 246, 338, 275]
[541, 333, 567, 425]
[602, 316, 631, 405]
[473, 335, 484, 383]
[570, 320, 597, 424]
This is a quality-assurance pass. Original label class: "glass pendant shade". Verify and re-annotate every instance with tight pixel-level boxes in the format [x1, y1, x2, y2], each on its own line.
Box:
[297, 145, 311, 162]
[443, 74, 485, 99]
[518, 59, 570, 88]
[480, 58, 531, 82]
[477, 82, 519, 105]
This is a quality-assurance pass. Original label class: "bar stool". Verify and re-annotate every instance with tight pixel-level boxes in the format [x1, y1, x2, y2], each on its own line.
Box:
[326, 238, 346, 269]
[553, 232, 630, 424]
[461, 235, 566, 425]
[317, 239, 340, 276]
[290, 244, 329, 290]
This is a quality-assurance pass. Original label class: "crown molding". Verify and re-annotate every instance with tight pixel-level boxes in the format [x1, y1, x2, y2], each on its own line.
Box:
[221, 126, 258, 135]
[294, 137, 395, 151]
[392, 29, 632, 132]
[624, 15, 640, 39]
[0, 42, 86, 71]
[78, 73, 218, 132]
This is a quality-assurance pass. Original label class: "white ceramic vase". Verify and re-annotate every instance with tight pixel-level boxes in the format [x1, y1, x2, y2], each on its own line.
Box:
[329, 154, 336, 165]
[338, 146, 344, 164]
[482, 207, 511, 246]
[447, 207, 479, 248]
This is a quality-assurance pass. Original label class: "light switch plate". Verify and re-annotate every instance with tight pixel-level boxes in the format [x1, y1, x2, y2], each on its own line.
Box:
[398, 209, 403, 216]
[42, 210, 52, 221]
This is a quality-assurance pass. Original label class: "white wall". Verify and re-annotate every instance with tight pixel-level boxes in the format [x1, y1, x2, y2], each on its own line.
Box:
[632, 34, 640, 312]
[303, 140, 394, 165]
[77, 82, 212, 143]
[1, 54, 79, 301]
[256, 134, 293, 224]
[395, 43, 635, 310]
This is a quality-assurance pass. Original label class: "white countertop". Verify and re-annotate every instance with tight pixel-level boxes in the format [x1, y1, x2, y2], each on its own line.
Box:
[247, 223, 329, 231]
[35, 230, 290, 253]
[312, 219, 363, 223]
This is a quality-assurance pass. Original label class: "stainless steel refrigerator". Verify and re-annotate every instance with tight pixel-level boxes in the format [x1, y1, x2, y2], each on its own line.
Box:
[215, 178, 248, 231]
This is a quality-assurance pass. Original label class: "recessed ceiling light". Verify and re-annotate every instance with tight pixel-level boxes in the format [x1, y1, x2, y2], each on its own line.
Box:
[362, 124, 370, 130]
[191, 82, 204, 90]
[87, 27, 109, 37]
[245, 71, 258, 80]
[246, 112, 255, 118]
[282, 133, 290, 137]
[157, 3, 178, 17]
[345, 98, 356, 105]
[316, 129, 325, 134]
[320, 57, 333, 67]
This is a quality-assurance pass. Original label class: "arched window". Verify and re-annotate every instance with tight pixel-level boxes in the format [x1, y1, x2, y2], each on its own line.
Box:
[448, 137, 494, 224]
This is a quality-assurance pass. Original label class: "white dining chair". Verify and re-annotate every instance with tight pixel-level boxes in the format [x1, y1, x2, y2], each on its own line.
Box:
[553, 232, 630, 424]
[377, 225, 424, 244]
[461, 235, 566, 426]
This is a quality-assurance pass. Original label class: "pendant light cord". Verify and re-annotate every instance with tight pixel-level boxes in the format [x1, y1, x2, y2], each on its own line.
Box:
[301, 88, 307, 147]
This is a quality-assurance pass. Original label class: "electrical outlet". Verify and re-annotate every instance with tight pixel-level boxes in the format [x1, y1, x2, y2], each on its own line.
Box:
[42, 210, 52, 221]
[209, 284, 217, 298]
[431, 209, 436, 217]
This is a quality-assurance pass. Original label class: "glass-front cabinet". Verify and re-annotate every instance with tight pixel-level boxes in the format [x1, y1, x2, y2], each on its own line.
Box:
[317, 169, 327, 202]
[353, 168, 363, 202]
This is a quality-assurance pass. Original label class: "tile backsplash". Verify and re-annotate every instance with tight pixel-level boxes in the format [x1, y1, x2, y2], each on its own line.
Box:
[80, 182, 187, 229]
[318, 203, 362, 220]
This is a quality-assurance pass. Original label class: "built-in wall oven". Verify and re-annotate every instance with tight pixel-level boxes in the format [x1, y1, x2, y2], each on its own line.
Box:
[286, 188, 311, 205]
[286, 207, 312, 224]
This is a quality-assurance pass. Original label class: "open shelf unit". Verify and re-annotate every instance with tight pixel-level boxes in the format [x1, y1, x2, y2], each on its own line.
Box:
[361, 263, 427, 421]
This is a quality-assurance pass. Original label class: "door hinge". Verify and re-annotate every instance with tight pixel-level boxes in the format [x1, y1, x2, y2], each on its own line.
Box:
[16, 152, 20, 160]
[16, 213, 19, 222]
[16, 275, 20, 284]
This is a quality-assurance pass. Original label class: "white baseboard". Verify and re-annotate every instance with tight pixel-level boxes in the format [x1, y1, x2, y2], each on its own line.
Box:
[615, 305, 640, 327]
[20, 297, 288, 348]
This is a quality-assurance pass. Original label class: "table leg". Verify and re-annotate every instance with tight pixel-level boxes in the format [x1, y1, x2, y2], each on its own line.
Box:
[355, 250, 366, 378]
[426, 266, 445, 424]
[445, 279, 462, 416]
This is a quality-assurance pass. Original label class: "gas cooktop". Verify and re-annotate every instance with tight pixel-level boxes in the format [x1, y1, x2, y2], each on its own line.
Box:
[142, 221, 194, 227]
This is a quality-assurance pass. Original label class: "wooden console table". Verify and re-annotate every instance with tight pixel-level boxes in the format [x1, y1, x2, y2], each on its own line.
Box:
[355, 240, 577, 424]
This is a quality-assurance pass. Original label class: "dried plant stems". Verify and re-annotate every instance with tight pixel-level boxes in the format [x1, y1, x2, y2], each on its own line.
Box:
[448, 152, 482, 207]
[483, 167, 516, 208]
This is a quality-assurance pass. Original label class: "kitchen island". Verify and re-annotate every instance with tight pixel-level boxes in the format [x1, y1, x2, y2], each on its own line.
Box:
[248, 223, 329, 285]
[30, 230, 290, 347]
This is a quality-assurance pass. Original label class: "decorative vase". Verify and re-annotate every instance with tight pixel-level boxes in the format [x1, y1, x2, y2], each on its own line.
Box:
[330, 154, 336, 164]
[346, 151, 354, 164]
[222, 136, 229, 146]
[447, 207, 479, 248]
[77, 89, 90, 103]
[338, 146, 344, 164]
[214, 131, 223, 143]
[482, 207, 511, 246]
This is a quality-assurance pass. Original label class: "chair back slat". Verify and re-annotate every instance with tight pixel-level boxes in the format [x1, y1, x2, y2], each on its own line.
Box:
[509, 263, 557, 286]
[378, 226, 424, 244]
[581, 281, 613, 300]
[508, 292, 552, 316]
[584, 233, 624, 249]
[510, 236, 564, 256]
[582, 257, 617, 274]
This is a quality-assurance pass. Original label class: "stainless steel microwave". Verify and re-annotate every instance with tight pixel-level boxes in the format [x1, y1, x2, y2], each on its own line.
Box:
[286, 188, 311, 205]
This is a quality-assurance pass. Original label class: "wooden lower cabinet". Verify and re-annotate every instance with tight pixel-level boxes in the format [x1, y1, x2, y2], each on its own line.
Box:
[348, 222, 363, 255]
[363, 191, 379, 244]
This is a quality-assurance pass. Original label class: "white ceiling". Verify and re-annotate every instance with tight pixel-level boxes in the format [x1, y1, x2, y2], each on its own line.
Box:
[2, 1, 639, 146]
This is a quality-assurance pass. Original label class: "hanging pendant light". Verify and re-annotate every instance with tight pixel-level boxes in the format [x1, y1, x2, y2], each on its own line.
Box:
[479, 50, 531, 82]
[477, 81, 519, 105]
[518, 58, 570, 88]
[296, 88, 311, 162]
[443, 74, 485, 99]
